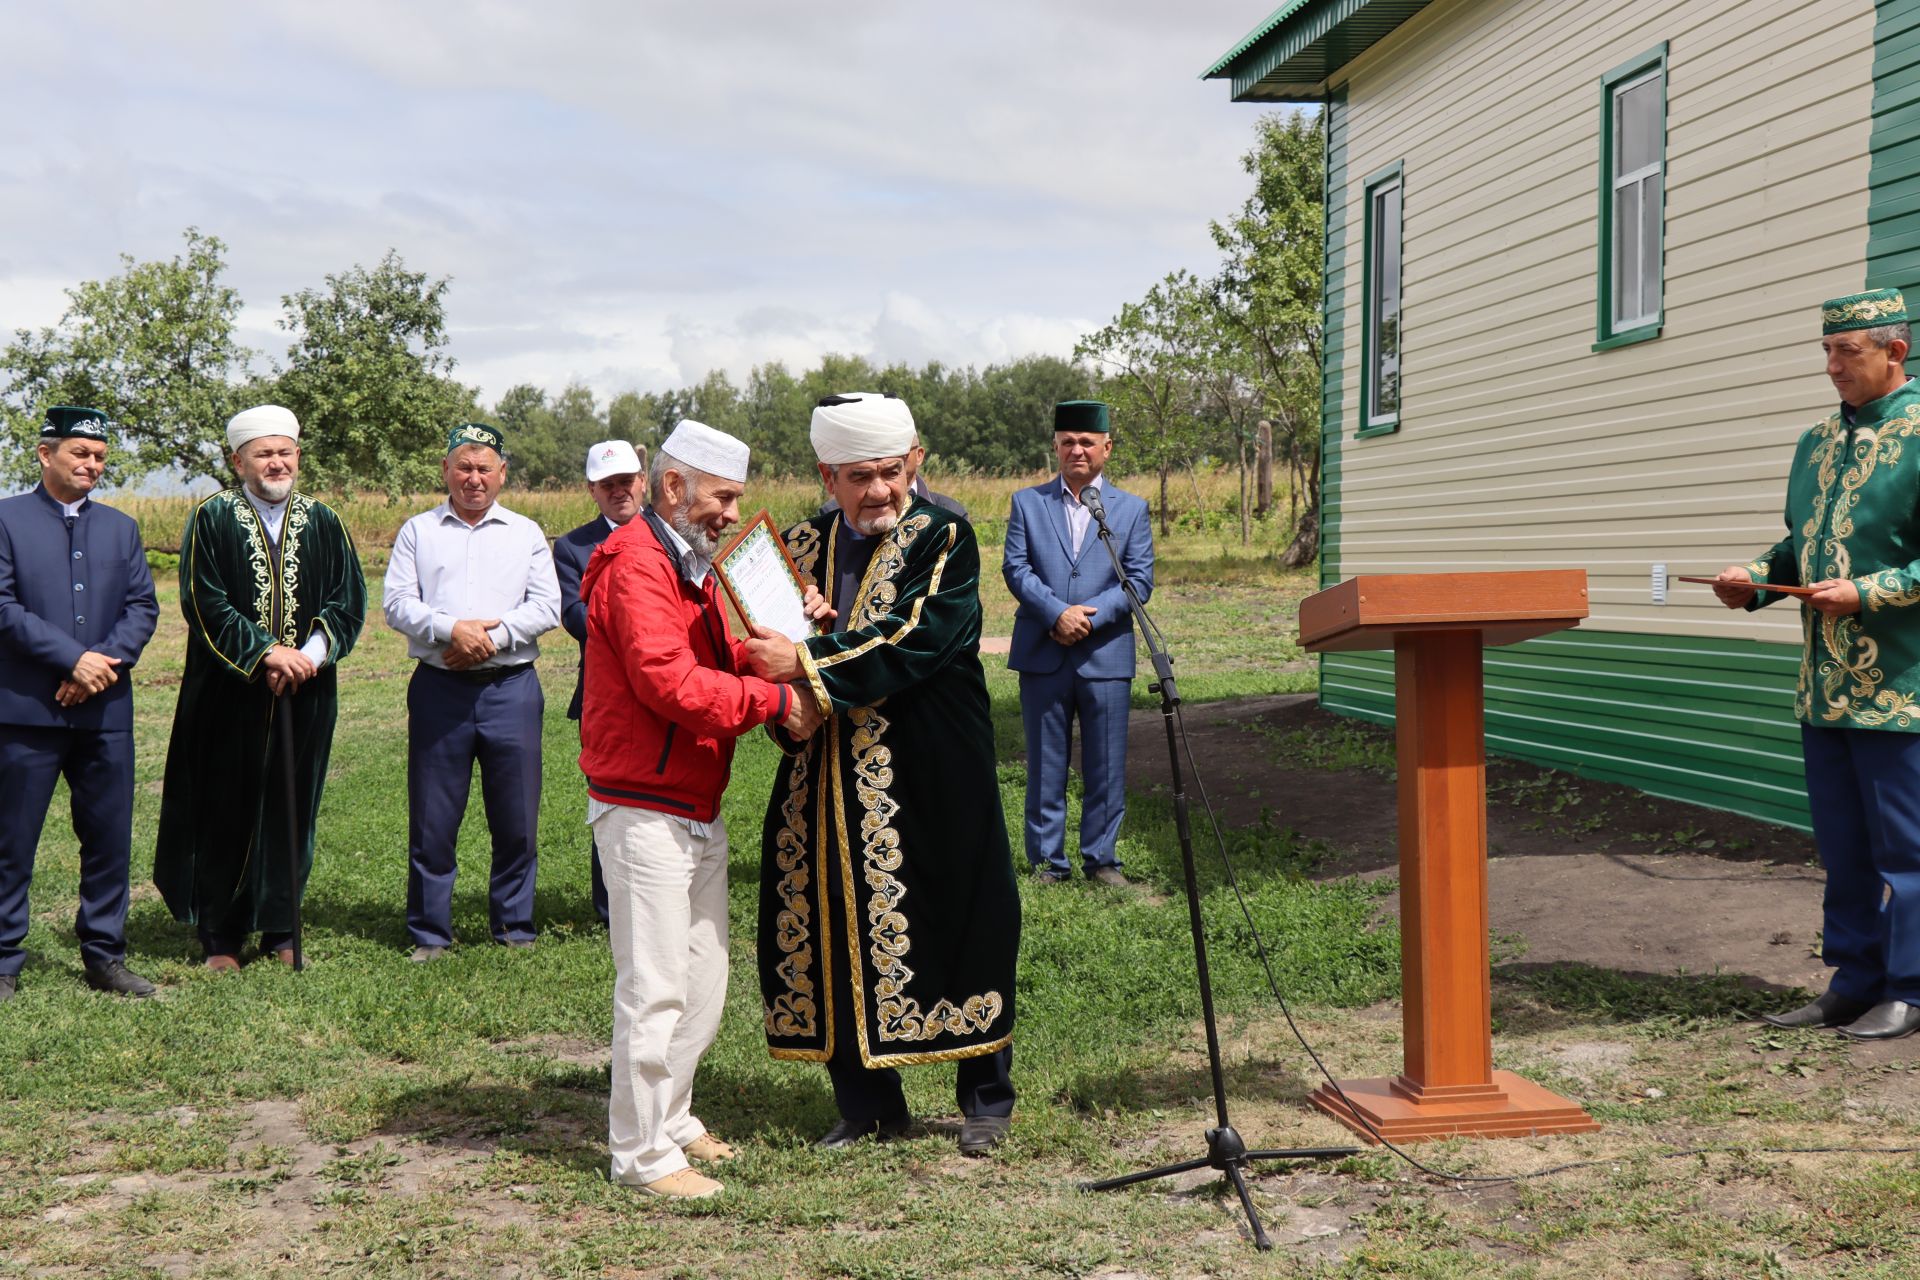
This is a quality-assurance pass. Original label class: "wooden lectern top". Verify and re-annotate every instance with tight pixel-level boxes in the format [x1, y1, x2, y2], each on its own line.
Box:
[1298, 570, 1588, 653]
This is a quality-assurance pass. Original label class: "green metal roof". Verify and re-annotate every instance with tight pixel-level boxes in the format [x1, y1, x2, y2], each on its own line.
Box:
[1202, 0, 1440, 102]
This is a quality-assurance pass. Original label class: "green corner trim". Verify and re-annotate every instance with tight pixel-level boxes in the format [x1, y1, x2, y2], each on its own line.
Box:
[1359, 159, 1404, 438]
[1595, 43, 1668, 348]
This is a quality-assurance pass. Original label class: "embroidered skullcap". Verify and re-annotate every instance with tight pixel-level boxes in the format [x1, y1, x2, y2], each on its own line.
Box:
[226, 405, 301, 452]
[1822, 288, 1910, 334]
[41, 406, 110, 441]
[660, 420, 749, 483]
[1054, 400, 1110, 433]
[584, 439, 642, 482]
[809, 392, 915, 465]
[446, 422, 504, 456]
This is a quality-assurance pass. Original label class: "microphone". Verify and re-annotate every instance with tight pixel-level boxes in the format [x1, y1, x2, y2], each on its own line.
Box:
[1080, 485, 1109, 527]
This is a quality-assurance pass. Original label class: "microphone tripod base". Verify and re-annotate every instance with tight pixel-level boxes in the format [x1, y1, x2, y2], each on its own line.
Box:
[1079, 1126, 1359, 1251]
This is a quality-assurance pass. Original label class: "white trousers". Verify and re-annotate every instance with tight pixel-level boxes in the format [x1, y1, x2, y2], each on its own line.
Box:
[593, 804, 730, 1185]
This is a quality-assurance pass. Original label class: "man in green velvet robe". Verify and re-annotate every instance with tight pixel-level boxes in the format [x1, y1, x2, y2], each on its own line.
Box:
[743, 392, 1020, 1157]
[154, 406, 366, 969]
[1716, 289, 1920, 1041]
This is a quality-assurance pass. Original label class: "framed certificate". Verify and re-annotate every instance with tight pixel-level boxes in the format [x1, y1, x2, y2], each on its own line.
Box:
[715, 509, 818, 642]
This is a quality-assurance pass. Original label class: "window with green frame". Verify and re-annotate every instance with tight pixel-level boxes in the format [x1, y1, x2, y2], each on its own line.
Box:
[1596, 44, 1668, 351]
[1360, 161, 1403, 436]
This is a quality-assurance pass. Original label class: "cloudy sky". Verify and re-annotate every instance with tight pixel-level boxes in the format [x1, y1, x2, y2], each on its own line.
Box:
[1, 1, 1292, 406]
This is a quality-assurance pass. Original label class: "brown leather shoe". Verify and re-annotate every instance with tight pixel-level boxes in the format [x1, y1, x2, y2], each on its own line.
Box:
[683, 1133, 736, 1163]
[205, 954, 241, 973]
[1088, 867, 1131, 888]
[636, 1168, 723, 1199]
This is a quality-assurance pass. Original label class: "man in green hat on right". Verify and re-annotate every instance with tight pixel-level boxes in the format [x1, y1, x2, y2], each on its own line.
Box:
[1715, 287, 1920, 1040]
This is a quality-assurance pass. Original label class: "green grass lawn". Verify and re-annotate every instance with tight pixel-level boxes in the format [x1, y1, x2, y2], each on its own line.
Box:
[9, 535, 1920, 1279]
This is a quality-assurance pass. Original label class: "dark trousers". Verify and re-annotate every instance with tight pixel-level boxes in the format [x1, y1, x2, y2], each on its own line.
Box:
[1020, 668, 1131, 872]
[589, 833, 609, 926]
[0, 725, 133, 976]
[1802, 724, 1920, 1004]
[406, 664, 543, 947]
[822, 964, 1015, 1122]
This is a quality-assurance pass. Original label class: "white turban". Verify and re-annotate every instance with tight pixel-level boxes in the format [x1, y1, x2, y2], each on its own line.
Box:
[226, 405, 300, 452]
[809, 392, 915, 465]
[660, 419, 749, 483]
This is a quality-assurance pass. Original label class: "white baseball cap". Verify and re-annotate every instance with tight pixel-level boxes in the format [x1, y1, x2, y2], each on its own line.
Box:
[584, 439, 643, 483]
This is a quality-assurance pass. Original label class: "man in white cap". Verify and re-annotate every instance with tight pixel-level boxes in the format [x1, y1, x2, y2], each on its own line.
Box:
[579, 420, 823, 1198]
[384, 423, 560, 962]
[555, 438, 646, 926]
[154, 405, 367, 969]
[742, 393, 1022, 1158]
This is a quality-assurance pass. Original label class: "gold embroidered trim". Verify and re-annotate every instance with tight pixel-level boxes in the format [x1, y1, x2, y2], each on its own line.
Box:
[816, 519, 954, 671]
[765, 721, 820, 1040]
[278, 494, 311, 645]
[1825, 296, 1907, 326]
[785, 520, 823, 582]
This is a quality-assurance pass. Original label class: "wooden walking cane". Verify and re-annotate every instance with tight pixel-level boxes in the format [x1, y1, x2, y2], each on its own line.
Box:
[274, 689, 304, 971]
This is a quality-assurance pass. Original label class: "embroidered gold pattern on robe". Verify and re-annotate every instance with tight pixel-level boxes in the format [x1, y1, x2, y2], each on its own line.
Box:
[279, 496, 311, 645]
[765, 730, 820, 1038]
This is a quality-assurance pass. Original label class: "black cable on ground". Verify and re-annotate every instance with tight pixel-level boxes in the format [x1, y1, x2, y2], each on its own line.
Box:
[1171, 701, 1920, 1187]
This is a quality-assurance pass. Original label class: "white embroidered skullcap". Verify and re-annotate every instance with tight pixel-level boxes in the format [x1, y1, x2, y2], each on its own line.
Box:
[226, 405, 300, 452]
[809, 392, 915, 465]
[659, 420, 749, 483]
[583, 439, 642, 483]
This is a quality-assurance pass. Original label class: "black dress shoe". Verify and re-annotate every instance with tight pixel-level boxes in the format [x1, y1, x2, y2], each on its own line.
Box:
[1760, 989, 1873, 1029]
[83, 961, 155, 998]
[0, 974, 15, 1003]
[1840, 1000, 1920, 1041]
[957, 1115, 1010, 1157]
[816, 1114, 910, 1149]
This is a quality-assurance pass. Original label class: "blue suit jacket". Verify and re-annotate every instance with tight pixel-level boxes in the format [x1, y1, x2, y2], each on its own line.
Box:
[553, 514, 613, 720]
[0, 486, 158, 731]
[1002, 476, 1154, 678]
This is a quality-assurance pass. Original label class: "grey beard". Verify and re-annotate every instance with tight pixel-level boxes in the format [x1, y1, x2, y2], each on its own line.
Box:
[850, 509, 899, 536]
[669, 506, 721, 560]
[248, 478, 293, 504]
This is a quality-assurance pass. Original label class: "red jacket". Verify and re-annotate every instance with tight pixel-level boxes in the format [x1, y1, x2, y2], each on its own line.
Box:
[579, 510, 789, 822]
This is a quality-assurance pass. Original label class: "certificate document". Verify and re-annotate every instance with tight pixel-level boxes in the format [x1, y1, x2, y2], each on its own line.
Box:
[715, 510, 816, 642]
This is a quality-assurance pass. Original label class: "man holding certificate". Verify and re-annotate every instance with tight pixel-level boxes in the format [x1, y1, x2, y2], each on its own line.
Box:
[578, 419, 823, 1199]
[743, 392, 1022, 1158]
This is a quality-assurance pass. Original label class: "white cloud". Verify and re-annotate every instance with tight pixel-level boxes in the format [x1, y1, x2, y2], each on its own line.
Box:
[0, 0, 1298, 404]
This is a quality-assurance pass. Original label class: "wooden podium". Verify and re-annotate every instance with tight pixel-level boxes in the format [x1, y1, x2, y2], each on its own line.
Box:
[1296, 570, 1601, 1143]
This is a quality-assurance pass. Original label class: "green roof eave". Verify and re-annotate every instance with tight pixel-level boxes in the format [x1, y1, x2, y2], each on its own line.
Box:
[1201, 0, 1441, 103]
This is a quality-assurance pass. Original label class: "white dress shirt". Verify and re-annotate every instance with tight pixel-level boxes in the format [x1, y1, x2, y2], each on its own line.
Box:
[1062, 476, 1103, 557]
[382, 500, 561, 669]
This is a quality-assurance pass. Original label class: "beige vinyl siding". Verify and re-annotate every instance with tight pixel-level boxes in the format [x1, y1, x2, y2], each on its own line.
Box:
[1328, 0, 1876, 640]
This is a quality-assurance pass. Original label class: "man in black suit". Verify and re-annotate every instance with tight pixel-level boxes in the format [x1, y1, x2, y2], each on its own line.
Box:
[0, 406, 160, 1001]
[554, 439, 645, 926]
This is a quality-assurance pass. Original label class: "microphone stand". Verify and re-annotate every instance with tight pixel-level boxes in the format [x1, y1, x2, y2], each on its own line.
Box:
[1074, 487, 1356, 1250]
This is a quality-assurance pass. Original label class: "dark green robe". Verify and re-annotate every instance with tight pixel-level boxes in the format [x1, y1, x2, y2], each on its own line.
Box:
[154, 489, 365, 936]
[759, 500, 1020, 1067]
[1745, 379, 1920, 730]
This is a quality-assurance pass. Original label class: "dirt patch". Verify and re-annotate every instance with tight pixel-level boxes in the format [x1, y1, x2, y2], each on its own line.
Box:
[1131, 696, 1830, 996]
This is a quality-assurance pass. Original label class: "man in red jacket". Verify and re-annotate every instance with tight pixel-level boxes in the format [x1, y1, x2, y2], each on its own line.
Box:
[580, 419, 822, 1199]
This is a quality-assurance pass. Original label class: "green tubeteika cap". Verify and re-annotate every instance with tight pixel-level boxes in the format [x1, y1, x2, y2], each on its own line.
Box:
[446, 422, 505, 455]
[1822, 288, 1910, 334]
[40, 406, 110, 441]
[1053, 400, 1110, 433]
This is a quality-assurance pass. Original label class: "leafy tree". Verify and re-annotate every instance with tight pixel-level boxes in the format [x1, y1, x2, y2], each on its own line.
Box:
[0, 228, 252, 490]
[268, 251, 477, 497]
[494, 382, 613, 489]
[1210, 110, 1326, 565]
[1076, 271, 1215, 534]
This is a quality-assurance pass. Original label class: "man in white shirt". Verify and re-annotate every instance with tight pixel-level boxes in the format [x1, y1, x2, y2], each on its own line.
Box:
[383, 423, 561, 961]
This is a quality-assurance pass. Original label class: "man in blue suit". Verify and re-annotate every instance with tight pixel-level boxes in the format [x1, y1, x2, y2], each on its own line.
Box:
[0, 406, 159, 1001]
[1002, 400, 1154, 886]
[554, 439, 645, 926]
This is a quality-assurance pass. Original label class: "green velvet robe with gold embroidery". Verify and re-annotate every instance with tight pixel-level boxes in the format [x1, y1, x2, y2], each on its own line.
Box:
[153, 489, 366, 936]
[758, 500, 1020, 1067]
[1747, 379, 1920, 730]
